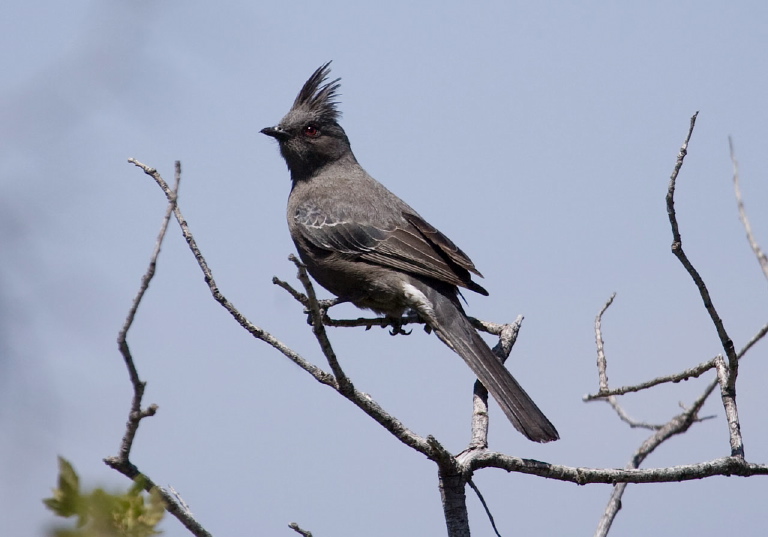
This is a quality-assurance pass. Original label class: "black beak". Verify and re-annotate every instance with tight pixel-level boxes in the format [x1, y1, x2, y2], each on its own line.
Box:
[260, 126, 290, 141]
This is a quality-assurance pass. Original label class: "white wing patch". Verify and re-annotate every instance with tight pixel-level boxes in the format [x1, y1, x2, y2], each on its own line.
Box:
[401, 282, 437, 326]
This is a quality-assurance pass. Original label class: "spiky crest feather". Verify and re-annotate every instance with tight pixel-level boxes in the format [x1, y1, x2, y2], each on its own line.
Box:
[290, 61, 342, 124]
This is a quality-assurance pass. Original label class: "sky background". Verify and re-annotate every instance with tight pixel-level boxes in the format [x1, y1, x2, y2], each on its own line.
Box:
[2, 2, 768, 536]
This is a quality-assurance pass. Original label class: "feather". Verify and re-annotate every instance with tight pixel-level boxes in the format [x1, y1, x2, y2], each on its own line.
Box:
[291, 62, 342, 124]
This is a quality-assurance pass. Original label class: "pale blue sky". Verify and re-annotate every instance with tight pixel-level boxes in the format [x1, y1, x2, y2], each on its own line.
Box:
[2, 2, 768, 536]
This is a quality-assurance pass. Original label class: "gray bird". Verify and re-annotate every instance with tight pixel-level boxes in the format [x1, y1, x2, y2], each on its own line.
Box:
[261, 62, 558, 443]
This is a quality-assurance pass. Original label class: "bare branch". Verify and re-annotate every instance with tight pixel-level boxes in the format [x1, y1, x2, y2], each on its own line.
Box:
[594, 385, 710, 537]
[740, 321, 768, 357]
[127, 159, 445, 462]
[289, 254, 350, 389]
[594, 293, 616, 392]
[730, 137, 768, 282]
[127, 159, 337, 389]
[595, 314, 768, 537]
[288, 522, 313, 537]
[119, 154, 768, 537]
[584, 355, 718, 400]
[103, 459, 212, 537]
[593, 482, 625, 537]
[664, 113, 744, 457]
[593, 319, 767, 432]
[714, 354, 745, 456]
[468, 452, 768, 483]
[439, 467, 470, 537]
[111, 162, 173, 451]
[322, 312, 420, 331]
[588, 293, 663, 429]
[113, 163, 178, 462]
[586, 291, 723, 403]
[272, 275, 310, 305]
[107, 162, 212, 537]
[591, 119, 768, 534]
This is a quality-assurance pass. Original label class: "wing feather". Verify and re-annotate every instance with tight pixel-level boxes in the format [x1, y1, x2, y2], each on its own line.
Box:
[293, 203, 487, 295]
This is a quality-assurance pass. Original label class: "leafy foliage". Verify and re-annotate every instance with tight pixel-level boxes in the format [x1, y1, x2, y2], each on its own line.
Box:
[44, 457, 165, 537]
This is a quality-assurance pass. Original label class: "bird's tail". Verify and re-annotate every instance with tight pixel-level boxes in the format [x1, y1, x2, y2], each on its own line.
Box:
[416, 281, 559, 443]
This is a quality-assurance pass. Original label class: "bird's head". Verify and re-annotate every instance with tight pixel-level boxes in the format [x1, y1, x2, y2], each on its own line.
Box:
[261, 62, 353, 179]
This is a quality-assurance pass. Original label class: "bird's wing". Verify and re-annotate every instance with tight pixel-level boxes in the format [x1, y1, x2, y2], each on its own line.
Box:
[294, 203, 488, 295]
[403, 212, 484, 278]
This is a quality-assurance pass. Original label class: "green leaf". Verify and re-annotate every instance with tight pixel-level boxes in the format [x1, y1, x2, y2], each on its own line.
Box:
[43, 457, 165, 537]
[43, 457, 85, 521]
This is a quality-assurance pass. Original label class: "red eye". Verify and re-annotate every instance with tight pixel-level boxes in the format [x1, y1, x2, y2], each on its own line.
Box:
[303, 125, 319, 137]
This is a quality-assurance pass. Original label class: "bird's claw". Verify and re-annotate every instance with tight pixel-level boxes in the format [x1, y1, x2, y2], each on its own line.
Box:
[388, 318, 412, 336]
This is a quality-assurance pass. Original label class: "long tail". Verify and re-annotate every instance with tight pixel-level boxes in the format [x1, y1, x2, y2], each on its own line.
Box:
[411, 280, 559, 443]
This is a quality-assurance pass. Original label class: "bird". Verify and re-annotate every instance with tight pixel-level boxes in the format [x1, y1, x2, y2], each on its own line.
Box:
[261, 62, 558, 443]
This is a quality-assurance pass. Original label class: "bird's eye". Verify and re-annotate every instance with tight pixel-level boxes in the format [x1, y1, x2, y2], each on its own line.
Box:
[303, 125, 319, 137]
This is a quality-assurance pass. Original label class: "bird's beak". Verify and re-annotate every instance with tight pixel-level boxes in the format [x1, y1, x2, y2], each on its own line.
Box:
[260, 126, 290, 141]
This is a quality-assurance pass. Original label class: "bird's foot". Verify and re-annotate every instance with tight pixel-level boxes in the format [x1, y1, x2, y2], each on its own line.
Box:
[388, 317, 413, 336]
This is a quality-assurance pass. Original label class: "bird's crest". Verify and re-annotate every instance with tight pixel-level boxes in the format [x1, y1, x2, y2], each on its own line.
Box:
[291, 61, 342, 123]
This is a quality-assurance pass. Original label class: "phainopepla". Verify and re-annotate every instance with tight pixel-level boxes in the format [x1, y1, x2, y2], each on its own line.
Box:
[261, 62, 558, 443]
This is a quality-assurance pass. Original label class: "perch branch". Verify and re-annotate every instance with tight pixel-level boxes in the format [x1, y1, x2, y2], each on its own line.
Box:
[128, 159, 440, 461]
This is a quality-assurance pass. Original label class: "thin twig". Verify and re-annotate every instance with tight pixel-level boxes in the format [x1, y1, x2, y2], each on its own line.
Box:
[107, 162, 213, 537]
[598, 320, 767, 429]
[288, 522, 313, 537]
[730, 137, 768, 282]
[595, 293, 616, 392]
[113, 165, 177, 462]
[289, 254, 351, 392]
[665, 113, 744, 457]
[272, 276, 310, 305]
[467, 479, 502, 537]
[584, 355, 719, 400]
[590, 293, 661, 429]
[739, 321, 768, 357]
